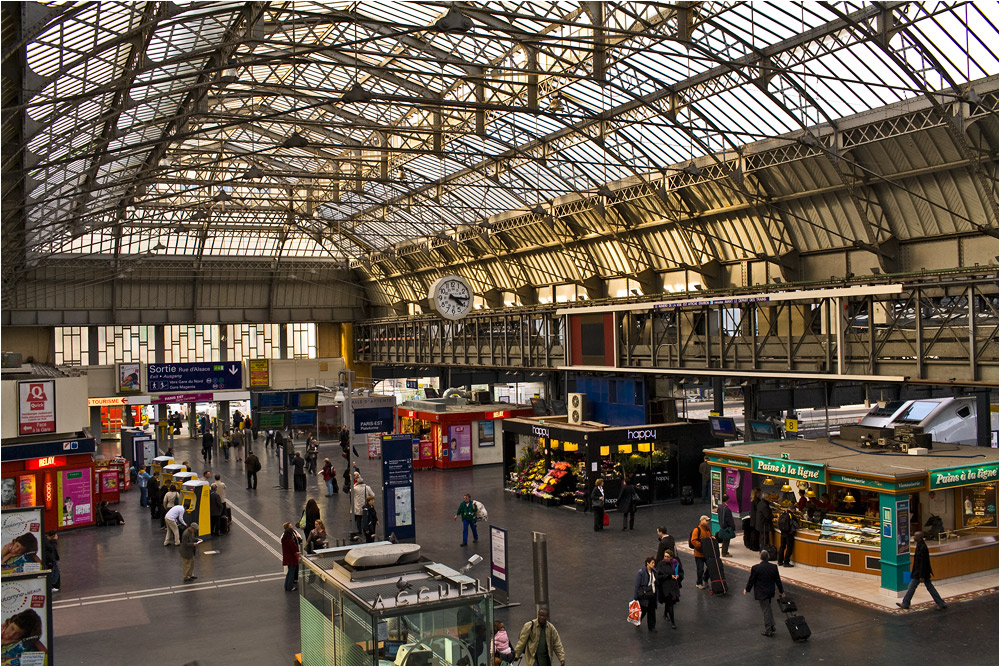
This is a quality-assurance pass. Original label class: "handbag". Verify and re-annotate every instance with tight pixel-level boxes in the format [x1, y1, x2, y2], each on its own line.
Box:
[295, 509, 306, 529]
[602, 512, 610, 527]
[716, 526, 736, 541]
[637, 584, 654, 600]
[627, 600, 642, 626]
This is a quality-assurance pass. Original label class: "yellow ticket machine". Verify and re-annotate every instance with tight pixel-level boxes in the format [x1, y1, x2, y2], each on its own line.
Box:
[172, 471, 199, 487]
[161, 463, 187, 485]
[181, 480, 211, 538]
[151, 456, 174, 480]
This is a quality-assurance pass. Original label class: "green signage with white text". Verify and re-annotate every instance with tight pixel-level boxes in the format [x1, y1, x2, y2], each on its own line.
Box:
[751, 456, 826, 484]
[928, 463, 999, 490]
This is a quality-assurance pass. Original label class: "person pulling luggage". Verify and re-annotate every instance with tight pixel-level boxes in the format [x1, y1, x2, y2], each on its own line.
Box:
[744, 548, 785, 637]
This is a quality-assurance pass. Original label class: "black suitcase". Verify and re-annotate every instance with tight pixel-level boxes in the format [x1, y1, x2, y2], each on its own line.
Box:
[742, 516, 754, 549]
[763, 543, 778, 562]
[785, 615, 811, 641]
[705, 548, 727, 595]
[219, 515, 230, 534]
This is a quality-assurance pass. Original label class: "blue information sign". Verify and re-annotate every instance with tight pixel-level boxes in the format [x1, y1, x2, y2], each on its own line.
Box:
[381, 434, 416, 542]
[405, 380, 418, 389]
[355, 407, 394, 434]
[146, 362, 243, 392]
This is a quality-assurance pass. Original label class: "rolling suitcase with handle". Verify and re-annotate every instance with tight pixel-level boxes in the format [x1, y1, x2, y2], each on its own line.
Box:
[781, 596, 810, 641]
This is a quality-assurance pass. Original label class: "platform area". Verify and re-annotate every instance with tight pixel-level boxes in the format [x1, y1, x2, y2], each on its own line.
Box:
[51, 436, 999, 665]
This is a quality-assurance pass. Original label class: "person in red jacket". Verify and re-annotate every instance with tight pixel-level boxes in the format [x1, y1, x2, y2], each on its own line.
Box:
[281, 522, 301, 592]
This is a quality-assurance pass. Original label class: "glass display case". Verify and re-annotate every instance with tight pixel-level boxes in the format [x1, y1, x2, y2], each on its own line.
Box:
[813, 517, 881, 547]
[299, 543, 493, 666]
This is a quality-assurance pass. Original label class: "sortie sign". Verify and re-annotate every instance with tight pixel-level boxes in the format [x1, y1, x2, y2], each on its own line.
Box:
[751, 456, 826, 484]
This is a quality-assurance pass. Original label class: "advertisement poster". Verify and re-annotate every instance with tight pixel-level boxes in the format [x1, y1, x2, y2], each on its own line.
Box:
[2, 478, 16, 509]
[2, 572, 52, 666]
[478, 420, 495, 447]
[248, 359, 270, 387]
[896, 499, 910, 556]
[101, 472, 118, 493]
[118, 363, 141, 392]
[1, 507, 44, 575]
[490, 525, 510, 604]
[18, 381, 56, 436]
[58, 469, 92, 528]
[449, 425, 472, 462]
[18, 477, 37, 508]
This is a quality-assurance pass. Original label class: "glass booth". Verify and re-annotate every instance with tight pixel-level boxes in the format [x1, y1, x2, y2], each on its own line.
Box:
[299, 543, 493, 666]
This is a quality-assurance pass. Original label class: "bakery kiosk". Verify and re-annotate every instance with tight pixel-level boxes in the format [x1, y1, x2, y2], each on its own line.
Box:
[705, 438, 998, 595]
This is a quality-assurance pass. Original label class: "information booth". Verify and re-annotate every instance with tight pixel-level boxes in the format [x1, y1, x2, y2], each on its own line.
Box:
[704, 438, 998, 595]
[1, 436, 97, 531]
[397, 400, 533, 470]
[298, 543, 493, 666]
[501, 417, 713, 509]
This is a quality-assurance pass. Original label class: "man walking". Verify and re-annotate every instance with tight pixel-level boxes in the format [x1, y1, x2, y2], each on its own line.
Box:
[454, 493, 479, 546]
[897, 531, 947, 611]
[513, 607, 566, 666]
[179, 522, 201, 582]
[163, 502, 186, 546]
[655, 526, 676, 563]
[245, 451, 261, 490]
[744, 549, 785, 636]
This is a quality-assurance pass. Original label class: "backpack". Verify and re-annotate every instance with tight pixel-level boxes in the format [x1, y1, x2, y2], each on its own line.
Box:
[688, 526, 700, 550]
[779, 510, 799, 534]
[473, 500, 488, 522]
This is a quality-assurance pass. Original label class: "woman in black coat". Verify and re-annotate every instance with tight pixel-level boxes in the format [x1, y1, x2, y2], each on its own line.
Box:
[656, 550, 682, 629]
[748, 488, 762, 551]
[633, 556, 658, 631]
[617, 475, 639, 531]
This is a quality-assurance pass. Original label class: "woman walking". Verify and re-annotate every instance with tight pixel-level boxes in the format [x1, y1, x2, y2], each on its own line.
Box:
[656, 549, 682, 629]
[632, 556, 658, 631]
[590, 478, 606, 532]
[300, 498, 321, 538]
[321, 458, 338, 497]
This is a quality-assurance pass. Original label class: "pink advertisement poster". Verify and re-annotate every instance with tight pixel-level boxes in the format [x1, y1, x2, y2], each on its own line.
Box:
[449, 425, 472, 462]
[58, 469, 92, 527]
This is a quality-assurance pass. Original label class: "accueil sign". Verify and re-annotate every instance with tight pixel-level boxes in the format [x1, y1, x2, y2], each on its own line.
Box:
[752, 456, 826, 484]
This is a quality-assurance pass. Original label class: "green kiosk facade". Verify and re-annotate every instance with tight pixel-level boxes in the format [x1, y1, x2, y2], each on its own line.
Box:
[705, 439, 998, 595]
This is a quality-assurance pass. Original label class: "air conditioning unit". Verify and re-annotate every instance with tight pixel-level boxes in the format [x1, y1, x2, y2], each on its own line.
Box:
[567, 393, 587, 425]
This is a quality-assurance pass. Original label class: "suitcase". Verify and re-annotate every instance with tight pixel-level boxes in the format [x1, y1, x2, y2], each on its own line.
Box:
[763, 543, 778, 562]
[705, 555, 727, 595]
[219, 515, 230, 534]
[785, 615, 811, 641]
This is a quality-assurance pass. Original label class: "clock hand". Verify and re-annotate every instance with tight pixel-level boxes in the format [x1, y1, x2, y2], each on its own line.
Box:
[448, 294, 469, 305]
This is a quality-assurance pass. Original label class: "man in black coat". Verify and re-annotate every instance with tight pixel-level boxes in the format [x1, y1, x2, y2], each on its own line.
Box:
[716, 495, 737, 557]
[897, 531, 947, 610]
[655, 526, 676, 562]
[744, 549, 785, 636]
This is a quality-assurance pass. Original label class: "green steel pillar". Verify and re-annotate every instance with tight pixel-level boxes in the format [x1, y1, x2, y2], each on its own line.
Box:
[879, 492, 910, 592]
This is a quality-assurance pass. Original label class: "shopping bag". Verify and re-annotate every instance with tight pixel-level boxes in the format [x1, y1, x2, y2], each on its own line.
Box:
[602, 512, 610, 527]
[627, 599, 642, 626]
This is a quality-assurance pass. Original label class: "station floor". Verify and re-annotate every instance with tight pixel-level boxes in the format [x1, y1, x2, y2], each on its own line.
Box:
[53, 436, 998, 666]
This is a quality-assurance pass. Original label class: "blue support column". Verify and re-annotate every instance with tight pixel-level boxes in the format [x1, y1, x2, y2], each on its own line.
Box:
[879, 492, 909, 593]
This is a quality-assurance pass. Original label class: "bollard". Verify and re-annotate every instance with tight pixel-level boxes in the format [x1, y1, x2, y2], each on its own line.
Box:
[532, 531, 550, 616]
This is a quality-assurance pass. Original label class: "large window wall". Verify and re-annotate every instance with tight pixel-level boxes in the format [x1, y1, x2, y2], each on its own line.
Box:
[54, 323, 318, 365]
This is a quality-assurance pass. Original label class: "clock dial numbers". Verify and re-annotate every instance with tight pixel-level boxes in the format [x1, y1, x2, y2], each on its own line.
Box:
[430, 276, 473, 319]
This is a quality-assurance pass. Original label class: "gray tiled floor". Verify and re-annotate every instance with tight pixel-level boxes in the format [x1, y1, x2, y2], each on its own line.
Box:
[52, 437, 999, 665]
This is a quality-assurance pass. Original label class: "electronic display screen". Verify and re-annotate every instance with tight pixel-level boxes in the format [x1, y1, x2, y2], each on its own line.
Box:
[288, 392, 318, 408]
[747, 420, 780, 440]
[290, 411, 317, 426]
[257, 392, 286, 408]
[709, 416, 737, 438]
[257, 412, 287, 428]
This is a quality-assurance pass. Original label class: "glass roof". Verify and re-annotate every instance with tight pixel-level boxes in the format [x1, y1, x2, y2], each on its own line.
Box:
[9, 1, 998, 269]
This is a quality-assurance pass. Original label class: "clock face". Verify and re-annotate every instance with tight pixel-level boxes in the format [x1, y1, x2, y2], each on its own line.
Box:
[430, 275, 473, 320]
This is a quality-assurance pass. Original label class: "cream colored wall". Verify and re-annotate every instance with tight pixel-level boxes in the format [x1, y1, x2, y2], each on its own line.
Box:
[266, 358, 346, 389]
[1, 327, 54, 365]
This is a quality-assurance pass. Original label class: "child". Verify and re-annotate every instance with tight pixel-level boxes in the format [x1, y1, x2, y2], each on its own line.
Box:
[491, 621, 513, 665]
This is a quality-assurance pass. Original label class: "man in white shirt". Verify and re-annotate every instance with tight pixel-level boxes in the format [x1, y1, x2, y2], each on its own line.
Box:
[163, 504, 187, 546]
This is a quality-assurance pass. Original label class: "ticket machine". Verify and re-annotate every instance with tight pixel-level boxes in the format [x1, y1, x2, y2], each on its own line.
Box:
[151, 456, 174, 480]
[172, 471, 199, 487]
[181, 479, 212, 538]
[161, 463, 187, 485]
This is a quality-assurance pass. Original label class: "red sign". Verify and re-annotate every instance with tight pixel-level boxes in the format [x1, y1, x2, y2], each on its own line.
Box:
[26, 456, 67, 470]
[18, 380, 56, 435]
[400, 409, 416, 418]
[487, 410, 509, 419]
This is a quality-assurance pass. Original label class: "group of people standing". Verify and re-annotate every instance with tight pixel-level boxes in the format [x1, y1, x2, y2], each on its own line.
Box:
[589, 475, 641, 532]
